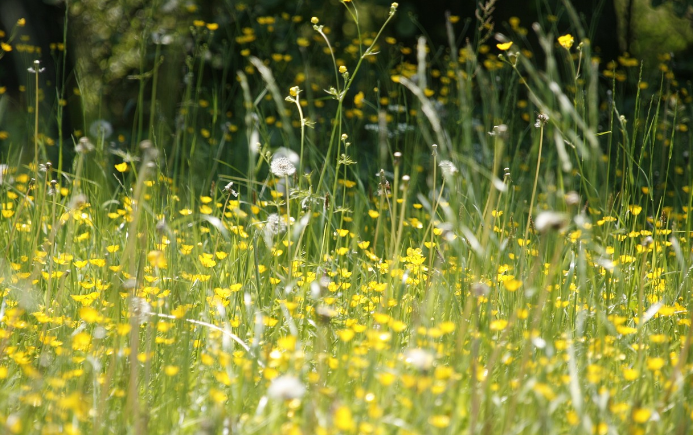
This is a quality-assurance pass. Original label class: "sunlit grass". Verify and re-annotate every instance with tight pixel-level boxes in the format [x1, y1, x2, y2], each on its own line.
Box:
[0, 1, 692, 434]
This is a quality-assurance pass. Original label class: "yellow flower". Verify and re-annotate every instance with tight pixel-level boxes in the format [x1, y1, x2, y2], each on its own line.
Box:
[354, 91, 364, 108]
[623, 367, 639, 381]
[17, 18, 26, 27]
[311, 17, 319, 24]
[164, 365, 180, 376]
[632, 408, 651, 424]
[429, 415, 451, 428]
[114, 162, 128, 173]
[79, 307, 101, 323]
[199, 254, 217, 268]
[496, 42, 513, 51]
[147, 250, 168, 269]
[171, 305, 188, 319]
[339, 65, 347, 74]
[337, 329, 355, 342]
[117, 323, 132, 336]
[490, 319, 508, 331]
[334, 406, 355, 431]
[206, 23, 219, 31]
[646, 357, 665, 371]
[628, 204, 642, 216]
[72, 332, 91, 351]
[1, 42, 12, 52]
[558, 34, 574, 50]
[503, 278, 522, 292]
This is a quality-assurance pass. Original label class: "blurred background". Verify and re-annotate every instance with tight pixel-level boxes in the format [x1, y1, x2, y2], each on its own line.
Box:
[1, 0, 693, 172]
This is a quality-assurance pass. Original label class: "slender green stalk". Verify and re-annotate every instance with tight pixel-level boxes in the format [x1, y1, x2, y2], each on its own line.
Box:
[525, 119, 546, 241]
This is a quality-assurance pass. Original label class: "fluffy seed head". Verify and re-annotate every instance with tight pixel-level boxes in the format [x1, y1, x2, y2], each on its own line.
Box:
[268, 375, 306, 400]
[270, 156, 296, 177]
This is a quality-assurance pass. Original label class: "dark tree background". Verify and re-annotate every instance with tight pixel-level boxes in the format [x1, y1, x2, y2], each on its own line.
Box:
[2, 0, 693, 154]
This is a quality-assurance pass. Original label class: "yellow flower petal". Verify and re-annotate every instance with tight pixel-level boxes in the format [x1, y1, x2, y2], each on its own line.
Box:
[496, 41, 513, 51]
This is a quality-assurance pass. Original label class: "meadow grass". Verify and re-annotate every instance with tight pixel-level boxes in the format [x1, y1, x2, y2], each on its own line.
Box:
[0, 1, 692, 434]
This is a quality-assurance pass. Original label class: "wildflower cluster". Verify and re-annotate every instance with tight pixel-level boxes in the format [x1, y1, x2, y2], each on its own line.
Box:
[0, 3, 691, 435]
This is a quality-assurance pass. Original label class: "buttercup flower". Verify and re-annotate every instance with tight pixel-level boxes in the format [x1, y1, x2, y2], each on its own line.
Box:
[558, 34, 574, 50]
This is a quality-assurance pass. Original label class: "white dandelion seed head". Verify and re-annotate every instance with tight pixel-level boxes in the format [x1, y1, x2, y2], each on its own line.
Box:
[534, 113, 549, 128]
[89, 119, 113, 139]
[565, 191, 580, 206]
[268, 375, 306, 400]
[67, 193, 89, 210]
[404, 348, 434, 371]
[0, 164, 11, 185]
[535, 211, 569, 234]
[270, 156, 296, 177]
[130, 297, 152, 324]
[265, 213, 287, 235]
[262, 213, 286, 249]
[488, 124, 508, 137]
[438, 160, 458, 175]
[75, 137, 95, 154]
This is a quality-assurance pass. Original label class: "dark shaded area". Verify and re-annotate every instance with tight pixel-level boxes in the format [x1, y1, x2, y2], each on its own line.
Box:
[0, 0, 80, 163]
[0, 0, 682, 170]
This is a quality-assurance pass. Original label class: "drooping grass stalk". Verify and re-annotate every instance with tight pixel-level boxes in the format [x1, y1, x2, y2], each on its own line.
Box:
[372, 170, 388, 256]
[147, 49, 162, 143]
[237, 71, 257, 210]
[32, 60, 42, 173]
[313, 24, 340, 95]
[525, 119, 546, 241]
[56, 7, 69, 174]
[384, 174, 409, 306]
[289, 87, 306, 186]
[388, 152, 401, 258]
[479, 126, 506, 250]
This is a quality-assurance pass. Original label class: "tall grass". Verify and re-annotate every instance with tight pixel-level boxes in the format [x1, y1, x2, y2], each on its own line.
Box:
[0, 1, 692, 434]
